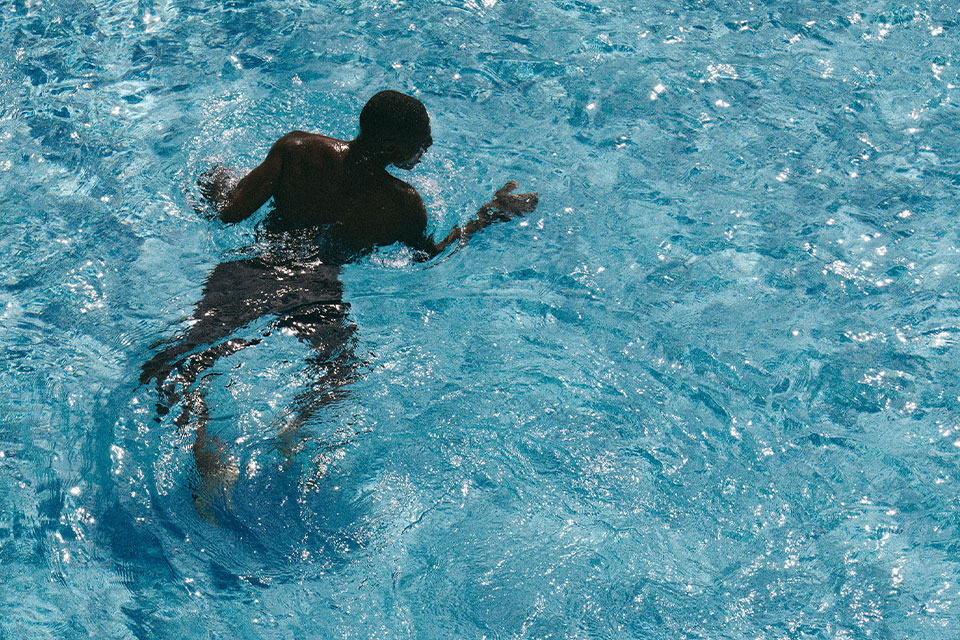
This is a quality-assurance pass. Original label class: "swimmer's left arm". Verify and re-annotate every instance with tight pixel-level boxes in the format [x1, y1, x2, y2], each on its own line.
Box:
[404, 181, 538, 260]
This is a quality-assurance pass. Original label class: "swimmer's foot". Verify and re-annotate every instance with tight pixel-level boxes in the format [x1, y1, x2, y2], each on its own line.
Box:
[301, 451, 332, 494]
[191, 424, 239, 525]
[192, 463, 238, 525]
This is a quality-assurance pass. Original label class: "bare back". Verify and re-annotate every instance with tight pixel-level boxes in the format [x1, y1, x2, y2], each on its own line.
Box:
[218, 130, 429, 256]
[212, 122, 536, 262]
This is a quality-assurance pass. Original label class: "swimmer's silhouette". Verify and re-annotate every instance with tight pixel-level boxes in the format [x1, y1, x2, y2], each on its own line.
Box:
[140, 91, 538, 520]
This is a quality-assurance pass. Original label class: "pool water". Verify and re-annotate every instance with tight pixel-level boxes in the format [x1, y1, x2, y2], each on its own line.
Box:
[2, 0, 959, 637]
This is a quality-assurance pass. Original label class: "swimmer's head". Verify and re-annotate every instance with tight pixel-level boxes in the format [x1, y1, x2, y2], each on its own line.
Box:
[356, 90, 432, 168]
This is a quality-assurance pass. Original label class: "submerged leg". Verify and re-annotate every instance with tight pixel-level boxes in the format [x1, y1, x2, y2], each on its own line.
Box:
[150, 337, 261, 421]
[273, 347, 364, 466]
[174, 380, 239, 524]
[264, 268, 363, 468]
[141, 258, 300, 414]
[140, 257, 358, 511]
[140, 257, 297, 520]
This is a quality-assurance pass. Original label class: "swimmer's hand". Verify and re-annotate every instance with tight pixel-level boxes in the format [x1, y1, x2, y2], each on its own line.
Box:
[478, 181, 539, 223]
[196, 164, 235, 218]
[412, 181, 538, 259]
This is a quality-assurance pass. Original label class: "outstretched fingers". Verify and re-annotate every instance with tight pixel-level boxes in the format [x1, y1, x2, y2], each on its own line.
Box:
[495, 180, 521, 198]
[513, 190, 538, 213]
[492, 180, 539, 216]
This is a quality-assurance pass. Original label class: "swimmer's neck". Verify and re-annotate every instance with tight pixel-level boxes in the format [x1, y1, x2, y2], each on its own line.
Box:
[344, 132, 425, 175]
[343, 138, 394, 175]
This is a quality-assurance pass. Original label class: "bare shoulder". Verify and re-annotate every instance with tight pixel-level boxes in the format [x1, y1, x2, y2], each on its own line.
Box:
[390, 178, 427, 225]
[272, 131, 347, 158]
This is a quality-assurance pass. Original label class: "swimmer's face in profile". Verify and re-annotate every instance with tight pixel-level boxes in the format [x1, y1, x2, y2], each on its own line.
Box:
[393, 133, 433, 170]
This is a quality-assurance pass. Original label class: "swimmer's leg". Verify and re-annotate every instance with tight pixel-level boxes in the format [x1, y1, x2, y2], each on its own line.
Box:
[140, 258, 285, 414]
[270, 303, 363, 470]
[177, 379, 239, 524]
[146, 336, 261, 421]
[273, 352, 364, 465]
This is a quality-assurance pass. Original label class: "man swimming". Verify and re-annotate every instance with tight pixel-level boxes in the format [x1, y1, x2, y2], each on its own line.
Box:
[201, 89, 537, 256]
[141, 90, 537, 519]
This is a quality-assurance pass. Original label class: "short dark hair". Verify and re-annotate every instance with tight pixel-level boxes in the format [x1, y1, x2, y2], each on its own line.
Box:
[359, 90, 430, 143]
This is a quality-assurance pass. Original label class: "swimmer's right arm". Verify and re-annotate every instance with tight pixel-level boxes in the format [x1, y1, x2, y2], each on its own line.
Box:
[214, 138, 287, 223]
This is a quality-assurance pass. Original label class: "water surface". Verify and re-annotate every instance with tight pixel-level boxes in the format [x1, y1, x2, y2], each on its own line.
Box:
[1, 1, 959, 638]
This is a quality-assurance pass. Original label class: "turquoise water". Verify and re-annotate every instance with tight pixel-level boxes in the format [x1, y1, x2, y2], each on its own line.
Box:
[2, 0, 960, 637]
